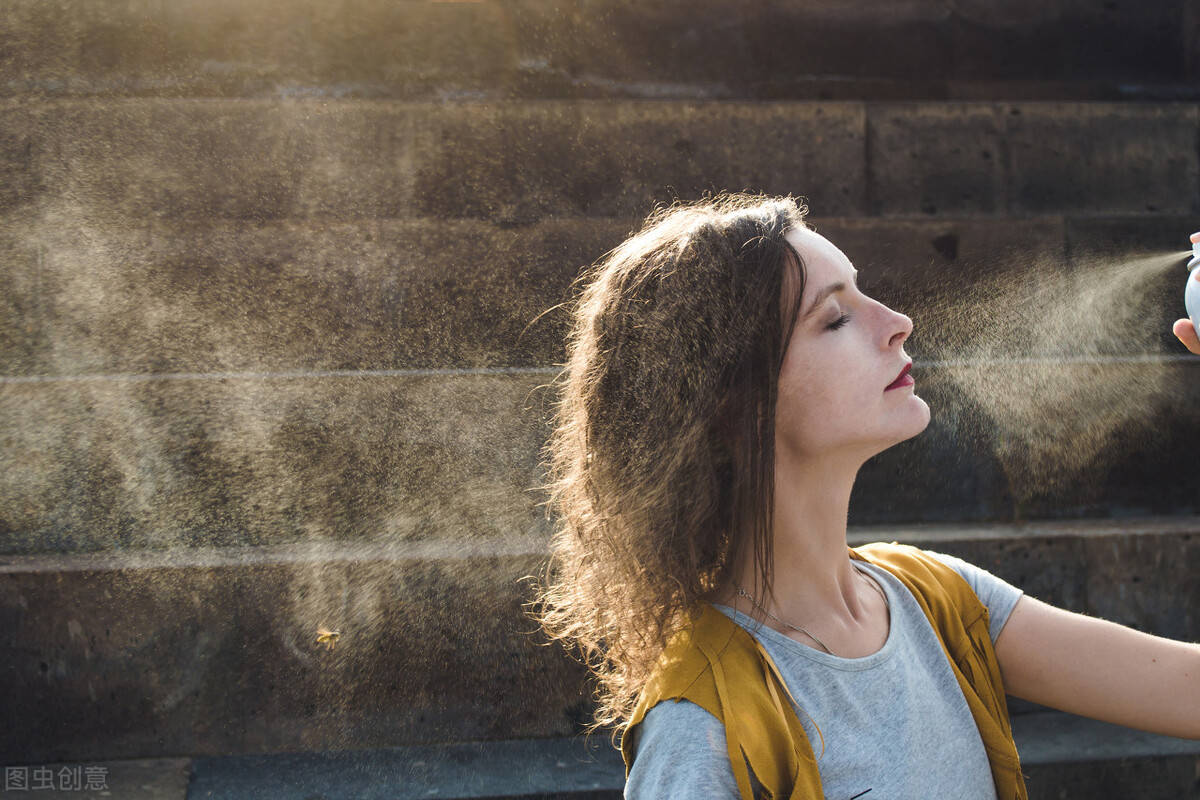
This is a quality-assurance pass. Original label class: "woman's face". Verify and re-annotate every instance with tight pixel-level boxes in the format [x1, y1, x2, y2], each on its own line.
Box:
[774, 227, 930, 464]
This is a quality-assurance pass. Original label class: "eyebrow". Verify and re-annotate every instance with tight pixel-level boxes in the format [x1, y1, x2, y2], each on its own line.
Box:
[803, 269, 859, 319]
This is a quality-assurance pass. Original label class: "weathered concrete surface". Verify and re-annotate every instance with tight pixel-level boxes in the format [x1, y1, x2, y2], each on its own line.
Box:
[868, 102, 1200, 217]
[411, 102, 867, 220]
[3, 101, 1196, 223]
[187, 737, 624, 800]
[1024, 758, 1200, 800]
[867, 104, 1009, 216]
[0, 373, 553, 554]
[0, 1, 1193, 100]
[0, 217, 631, 376]
[0, 537, 593, 763]
[0, 520, 1195, 763]
[2, 360, 1199, 554]
[1007, 104, 1200, 216]
[0, 100, 866, 221]
[0, 0, 520, 100]
[0, 100, 423, 220]
[1066, 214, 1200, 261]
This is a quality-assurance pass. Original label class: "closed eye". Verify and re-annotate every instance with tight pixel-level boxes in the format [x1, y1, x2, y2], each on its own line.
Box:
[826, 313, 851, 331]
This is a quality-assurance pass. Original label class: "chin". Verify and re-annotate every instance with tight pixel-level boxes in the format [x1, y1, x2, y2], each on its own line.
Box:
[889, 395, 932, 446]
[909, 389, 932, 419]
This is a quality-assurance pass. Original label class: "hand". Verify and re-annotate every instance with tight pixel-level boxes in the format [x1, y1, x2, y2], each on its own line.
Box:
[1173, 315, 1200, 354]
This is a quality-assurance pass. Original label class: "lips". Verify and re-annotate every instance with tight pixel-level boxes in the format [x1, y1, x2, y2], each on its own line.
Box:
[885, 362, 913, 391]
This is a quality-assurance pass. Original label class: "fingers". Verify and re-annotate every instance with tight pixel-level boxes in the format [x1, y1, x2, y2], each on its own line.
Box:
[1173, 318, 1200, 354]
[1191, 231, 1200, 244]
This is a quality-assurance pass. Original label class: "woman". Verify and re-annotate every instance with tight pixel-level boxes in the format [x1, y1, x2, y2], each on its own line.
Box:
[531, 193, 1200, 799]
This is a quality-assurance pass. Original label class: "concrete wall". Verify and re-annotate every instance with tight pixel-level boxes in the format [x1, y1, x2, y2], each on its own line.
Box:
[3, 1, 1198, 100]
[4, 100, 1200, 552]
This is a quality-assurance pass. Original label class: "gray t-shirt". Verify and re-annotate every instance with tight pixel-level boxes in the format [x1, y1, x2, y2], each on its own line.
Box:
[624, 550, 1024, 800]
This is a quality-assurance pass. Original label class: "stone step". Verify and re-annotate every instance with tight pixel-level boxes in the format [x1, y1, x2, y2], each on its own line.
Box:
[182, 713, 1200, 799]
[2, 1, 1196, 101]
[1, 518, 1195, 763]
[2, 358, 1199, 554]
[11, 214, 1200, 378]
[3, 101, 1197, 223]
[9, 712, 1198, 799]
[0, 370, 556, 554]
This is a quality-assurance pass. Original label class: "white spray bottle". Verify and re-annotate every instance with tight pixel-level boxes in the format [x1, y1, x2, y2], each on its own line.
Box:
[1189, 232, 1200, 334]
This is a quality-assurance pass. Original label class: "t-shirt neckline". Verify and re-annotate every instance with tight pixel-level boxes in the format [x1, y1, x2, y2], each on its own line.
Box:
[712, 561, 900, 671]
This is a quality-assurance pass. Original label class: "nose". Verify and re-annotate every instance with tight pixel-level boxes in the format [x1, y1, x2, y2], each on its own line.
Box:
[886, 307, 913, 349]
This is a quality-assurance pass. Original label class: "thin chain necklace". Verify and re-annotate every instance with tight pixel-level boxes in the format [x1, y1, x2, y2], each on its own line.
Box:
[735, 567, 888, 656]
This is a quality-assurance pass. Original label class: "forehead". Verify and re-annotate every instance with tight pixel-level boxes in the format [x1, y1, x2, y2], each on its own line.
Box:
[782, 227, 855, 302]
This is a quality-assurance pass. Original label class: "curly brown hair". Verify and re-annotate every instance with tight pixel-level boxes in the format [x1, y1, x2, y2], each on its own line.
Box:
[530, 191, 811, 739]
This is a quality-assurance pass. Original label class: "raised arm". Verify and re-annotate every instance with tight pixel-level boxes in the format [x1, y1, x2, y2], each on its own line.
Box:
[994, 595, 1200, 740]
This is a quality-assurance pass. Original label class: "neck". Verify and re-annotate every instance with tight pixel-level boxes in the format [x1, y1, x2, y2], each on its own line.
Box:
[715, 447, 871, 629]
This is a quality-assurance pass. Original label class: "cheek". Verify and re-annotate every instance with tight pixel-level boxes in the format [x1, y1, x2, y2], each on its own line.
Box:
[775, 362, 838, 439]
[776, 344, 875, 439]
[779, 342, 852, 406]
